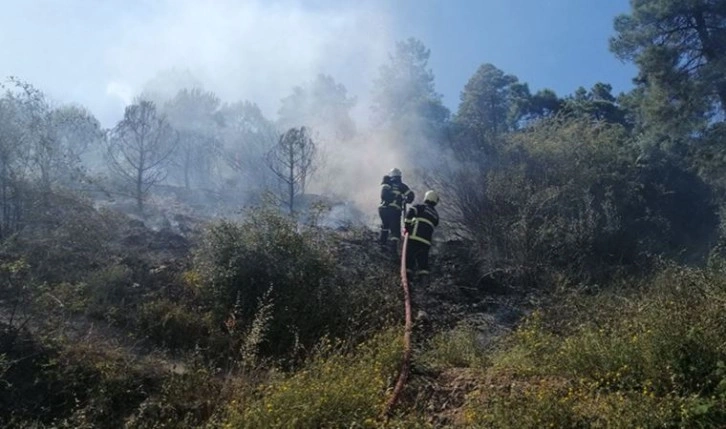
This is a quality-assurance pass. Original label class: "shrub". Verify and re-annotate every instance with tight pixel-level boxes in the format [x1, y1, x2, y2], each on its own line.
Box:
[462, 263, 726, 427]
[441, 116, 719, 287]
[139, 299, 212, 352]
[419, 324, 490, 369]
[220, 329, 402, 428]
[195, 207, 340, 360]
[0, 257, 33, 324]
[84, 264, 136, 324]
[127, 360, 227, 429]
[0, 328, 164, 428]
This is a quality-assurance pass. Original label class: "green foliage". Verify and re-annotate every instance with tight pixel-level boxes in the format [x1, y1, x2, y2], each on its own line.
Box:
[609, 0, 725, 164]
[0, 328, 164, 428]
[84, 264, 136, 324]
[629, 76, 709, 156]
[453, 63, 530, 155]
[220, 329, 402, 428]
[445, 115, 718, 287]
[0, 216, 405, 427]
[561, 83, 629, 126]
[372, 38, 449, 124]
[0, 256, 31, 307]
[127, 361, 226, 429]
[139, 299, 212, 352]
[49, 344, 163, 428]
[195, 207, 338, 359]
[419, 324, 489, 369]
[238, 287, 275, 370]
[610, 0, 726, 117]
[36, 281, 90, 314]
[462, 264, 726, 427]
[692, 122, 726, 197]
[446, 116, 633, 284]
[1, 5, 725, 425]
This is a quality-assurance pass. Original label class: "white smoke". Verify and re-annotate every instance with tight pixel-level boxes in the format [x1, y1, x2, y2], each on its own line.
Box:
[104, 0, 393, 125]
[105, 1, 412, 220]
[2, 0, 443, 222]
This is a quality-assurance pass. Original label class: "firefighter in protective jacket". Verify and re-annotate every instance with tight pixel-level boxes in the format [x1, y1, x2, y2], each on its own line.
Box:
[379, 168, 414, 254]
[404, 190, 439, 286]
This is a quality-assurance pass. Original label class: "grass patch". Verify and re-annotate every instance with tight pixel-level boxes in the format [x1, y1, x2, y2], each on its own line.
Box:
[419, 324, 490, 370]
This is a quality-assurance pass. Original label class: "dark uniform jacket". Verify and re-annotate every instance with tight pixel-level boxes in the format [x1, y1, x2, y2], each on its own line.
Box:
[380, 179, 414, 210]
[404, 203, 439, 246]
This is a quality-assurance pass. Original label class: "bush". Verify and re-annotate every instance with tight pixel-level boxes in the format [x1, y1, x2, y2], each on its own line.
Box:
[195, 208, 339, 360]
[84, 264, 136, 324]
[139, 299, 212, 352]
[442, 116, 719, 288]
[0, 328, 164, 428]
[220, 329, 402, 428]
[419, 324, 490, 369]
[127, 360, 227, 429]
[462, 263, 726, 427]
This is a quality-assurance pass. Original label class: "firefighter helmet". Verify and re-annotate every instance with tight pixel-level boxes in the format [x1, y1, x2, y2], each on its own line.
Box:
[389, 168, 402, 177]
[424, 190, 439, 205]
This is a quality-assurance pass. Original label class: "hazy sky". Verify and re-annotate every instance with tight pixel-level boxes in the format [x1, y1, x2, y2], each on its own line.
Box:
[1, 0, 636, 127]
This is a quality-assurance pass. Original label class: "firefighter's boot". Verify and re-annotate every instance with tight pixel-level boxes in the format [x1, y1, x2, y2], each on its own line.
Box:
[379, 228, 389, 248]
[389, 239, 399, 259]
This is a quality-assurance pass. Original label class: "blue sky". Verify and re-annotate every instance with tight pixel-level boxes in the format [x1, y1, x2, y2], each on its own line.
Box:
[1, 0, 637, 126]
[386, 0, 637, 108]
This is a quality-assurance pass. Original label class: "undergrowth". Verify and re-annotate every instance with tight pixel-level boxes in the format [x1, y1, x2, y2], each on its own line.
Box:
[218, 328, 403, 428]
[429, 262, 726, 428]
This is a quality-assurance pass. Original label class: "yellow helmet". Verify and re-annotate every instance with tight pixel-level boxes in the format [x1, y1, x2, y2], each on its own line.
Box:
[424, 190, 439, 205]
[389, 168, 402, 178]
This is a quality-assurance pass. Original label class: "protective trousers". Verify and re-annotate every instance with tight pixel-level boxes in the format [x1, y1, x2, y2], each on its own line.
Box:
[379, 206, 402, 245]
[405, 239, 431, 278]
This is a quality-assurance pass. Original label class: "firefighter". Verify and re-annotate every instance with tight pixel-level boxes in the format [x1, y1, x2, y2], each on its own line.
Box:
[378, 168, 414, 255]
[404, 190, 439, 290]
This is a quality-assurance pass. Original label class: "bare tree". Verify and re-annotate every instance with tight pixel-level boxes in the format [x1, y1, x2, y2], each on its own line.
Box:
[265, 127, 317, 214]
[106, 100, 177, 213]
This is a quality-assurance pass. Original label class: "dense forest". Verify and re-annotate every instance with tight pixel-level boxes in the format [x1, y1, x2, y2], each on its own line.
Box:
[1, 0, 726, 427]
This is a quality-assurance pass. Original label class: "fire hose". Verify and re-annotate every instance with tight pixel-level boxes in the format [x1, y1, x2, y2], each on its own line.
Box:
[381, 231, 412, 418]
